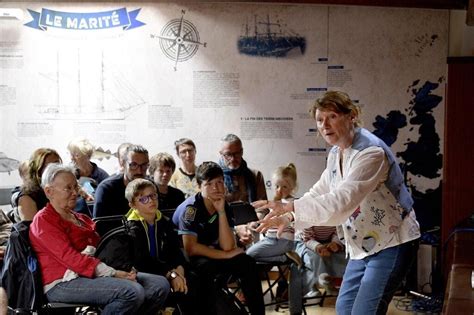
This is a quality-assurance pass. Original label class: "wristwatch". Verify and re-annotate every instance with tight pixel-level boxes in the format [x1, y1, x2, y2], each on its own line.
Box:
[169, 271, 178, 280]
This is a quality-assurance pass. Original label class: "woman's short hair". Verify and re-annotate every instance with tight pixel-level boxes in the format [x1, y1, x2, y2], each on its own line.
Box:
[125, 178, 156, 203]
[196, 161, 223, 185]
[67, 138, 94, 158]
[149, 152, 176, 174]
[41, 163, 75, 189]
[272, 163, 298, 193]
[174, 138, 196, 155]
[310, 91, 362, 127]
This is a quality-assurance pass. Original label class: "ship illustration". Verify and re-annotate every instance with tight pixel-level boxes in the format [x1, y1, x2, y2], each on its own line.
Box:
[238, 15, 306, 57]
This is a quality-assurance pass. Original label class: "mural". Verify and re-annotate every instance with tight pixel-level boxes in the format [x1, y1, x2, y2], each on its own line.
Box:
[373, 78, 444, 230]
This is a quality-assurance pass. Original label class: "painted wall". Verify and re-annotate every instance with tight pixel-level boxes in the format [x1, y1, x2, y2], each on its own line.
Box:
[0, 3, 448, 229]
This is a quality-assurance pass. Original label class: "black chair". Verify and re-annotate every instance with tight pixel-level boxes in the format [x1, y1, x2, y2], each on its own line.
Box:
[255, 260, 292, 310]
[92, 215, 127, 237]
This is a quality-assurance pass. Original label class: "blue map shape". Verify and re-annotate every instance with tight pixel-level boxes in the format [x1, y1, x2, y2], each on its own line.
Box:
[372, 78, 444, 231]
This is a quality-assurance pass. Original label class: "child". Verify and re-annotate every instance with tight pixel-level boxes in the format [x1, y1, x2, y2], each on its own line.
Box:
[246, 163, 299, 264]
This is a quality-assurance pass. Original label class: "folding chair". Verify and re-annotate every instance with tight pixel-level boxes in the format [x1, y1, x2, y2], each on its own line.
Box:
[255, 260, 292, 310]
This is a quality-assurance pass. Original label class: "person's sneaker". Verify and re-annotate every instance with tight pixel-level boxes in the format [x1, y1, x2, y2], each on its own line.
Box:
[304, 289, 322, 298]
[285, 251, 303, 268]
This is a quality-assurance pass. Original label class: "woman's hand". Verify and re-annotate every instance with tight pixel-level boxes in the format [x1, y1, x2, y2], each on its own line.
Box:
[255, 214, 290, 237]
[114, 270, 137, 282]
[252, 200, 293, 219]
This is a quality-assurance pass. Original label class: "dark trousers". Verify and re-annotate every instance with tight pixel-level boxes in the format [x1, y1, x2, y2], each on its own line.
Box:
[191, 253, 264, 315]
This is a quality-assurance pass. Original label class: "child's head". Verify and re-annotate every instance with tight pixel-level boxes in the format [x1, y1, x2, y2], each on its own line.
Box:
[272, 163, 297, 201]
[125, 178, 158, 216]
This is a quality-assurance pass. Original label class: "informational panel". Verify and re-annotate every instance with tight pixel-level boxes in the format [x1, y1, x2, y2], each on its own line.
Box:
[0, 3, 448, 228]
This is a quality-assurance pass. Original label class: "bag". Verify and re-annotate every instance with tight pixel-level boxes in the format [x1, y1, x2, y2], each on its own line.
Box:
[1, 221, 44, 311]
[94, 225, 134, 272]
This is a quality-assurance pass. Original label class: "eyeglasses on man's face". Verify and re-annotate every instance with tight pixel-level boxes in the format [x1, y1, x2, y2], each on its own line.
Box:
[221, 149, 243, 160]
[128, 162, 149, 171]
[137, 193, 158, 204]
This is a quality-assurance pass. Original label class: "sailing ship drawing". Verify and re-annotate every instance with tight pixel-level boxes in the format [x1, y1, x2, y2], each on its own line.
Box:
[37, 49, 145, 120]
[238, 14, 306, 57]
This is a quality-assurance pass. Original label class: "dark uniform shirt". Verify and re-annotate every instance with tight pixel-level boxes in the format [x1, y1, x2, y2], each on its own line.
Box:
[175, 193, 234, 249]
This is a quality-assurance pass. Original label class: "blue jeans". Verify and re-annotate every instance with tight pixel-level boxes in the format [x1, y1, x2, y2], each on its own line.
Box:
[335, 239, 419, 315]
[46, 272, 170, 315]
[289, 240, 347, 314]
[246, 237, 295, 263]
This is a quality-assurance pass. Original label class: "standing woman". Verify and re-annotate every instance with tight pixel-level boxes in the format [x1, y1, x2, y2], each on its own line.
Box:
[256, 91, 420, 315]
[17, 148, 62, 221]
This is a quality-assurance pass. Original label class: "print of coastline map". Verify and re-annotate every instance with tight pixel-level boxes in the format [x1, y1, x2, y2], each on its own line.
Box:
[372, 78, 444, 232]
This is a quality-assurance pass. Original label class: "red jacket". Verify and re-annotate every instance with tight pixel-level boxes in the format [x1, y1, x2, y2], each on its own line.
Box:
[29, 203, 101, 286]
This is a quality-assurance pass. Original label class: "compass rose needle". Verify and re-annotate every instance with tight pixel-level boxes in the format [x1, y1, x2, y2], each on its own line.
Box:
[174, 44, 182, 71]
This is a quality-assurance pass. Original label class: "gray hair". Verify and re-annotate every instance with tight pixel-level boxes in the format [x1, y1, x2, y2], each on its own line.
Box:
[221, 134, 242, 146]
[41, 163, 76, 188]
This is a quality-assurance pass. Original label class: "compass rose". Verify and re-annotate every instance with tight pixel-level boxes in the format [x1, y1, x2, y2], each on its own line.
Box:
[151, 10, 207, 71]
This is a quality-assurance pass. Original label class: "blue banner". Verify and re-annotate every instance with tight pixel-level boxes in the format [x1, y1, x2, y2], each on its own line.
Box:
[25, 7, 145, 31]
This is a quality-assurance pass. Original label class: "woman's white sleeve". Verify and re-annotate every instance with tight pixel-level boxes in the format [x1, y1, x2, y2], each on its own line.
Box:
[294, 147, 389, 227]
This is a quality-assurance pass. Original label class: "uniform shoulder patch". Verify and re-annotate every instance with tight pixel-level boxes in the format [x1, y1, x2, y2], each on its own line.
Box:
[184, 206, 197, 221]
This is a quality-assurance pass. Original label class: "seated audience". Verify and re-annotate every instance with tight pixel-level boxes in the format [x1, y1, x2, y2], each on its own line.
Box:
[93, 144, 149, 218]
[67, 138, 109, 216]
[218, 134, 267, 247]
[289, 226, 347, 315]
[116, 142, 133, 174]
[247, 163, 299, 263]
[174, 162, 264, 315]
[169, 138, 200, 198]
[10, 160, 29, 222]
[125, 178, 196, 314]
[29, 163, 169, 314]
[68, 138, 109, 187]
[17, 148, 62, 221]
[149, 153, 185, 211]
[0, 210, 12, 315]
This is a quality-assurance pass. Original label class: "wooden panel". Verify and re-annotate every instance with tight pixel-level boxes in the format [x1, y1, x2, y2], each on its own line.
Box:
[442, 57, 474, 278]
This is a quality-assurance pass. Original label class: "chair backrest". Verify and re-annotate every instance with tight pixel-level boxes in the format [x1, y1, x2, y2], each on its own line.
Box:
[1, 221, 44, 311]
[95, 224, 134, 272]
[93, 215, 127, 237]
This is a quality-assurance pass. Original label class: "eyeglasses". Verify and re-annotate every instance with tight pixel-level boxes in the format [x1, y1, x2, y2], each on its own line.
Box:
[54, 185, 80, 195]
[128, 162, 149, 171]
[221, 149, 243, 160]
[137, 193, 158, 204]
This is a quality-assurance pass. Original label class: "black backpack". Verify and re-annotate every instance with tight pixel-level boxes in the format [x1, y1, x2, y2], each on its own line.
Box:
[1, 221, 44, 311]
